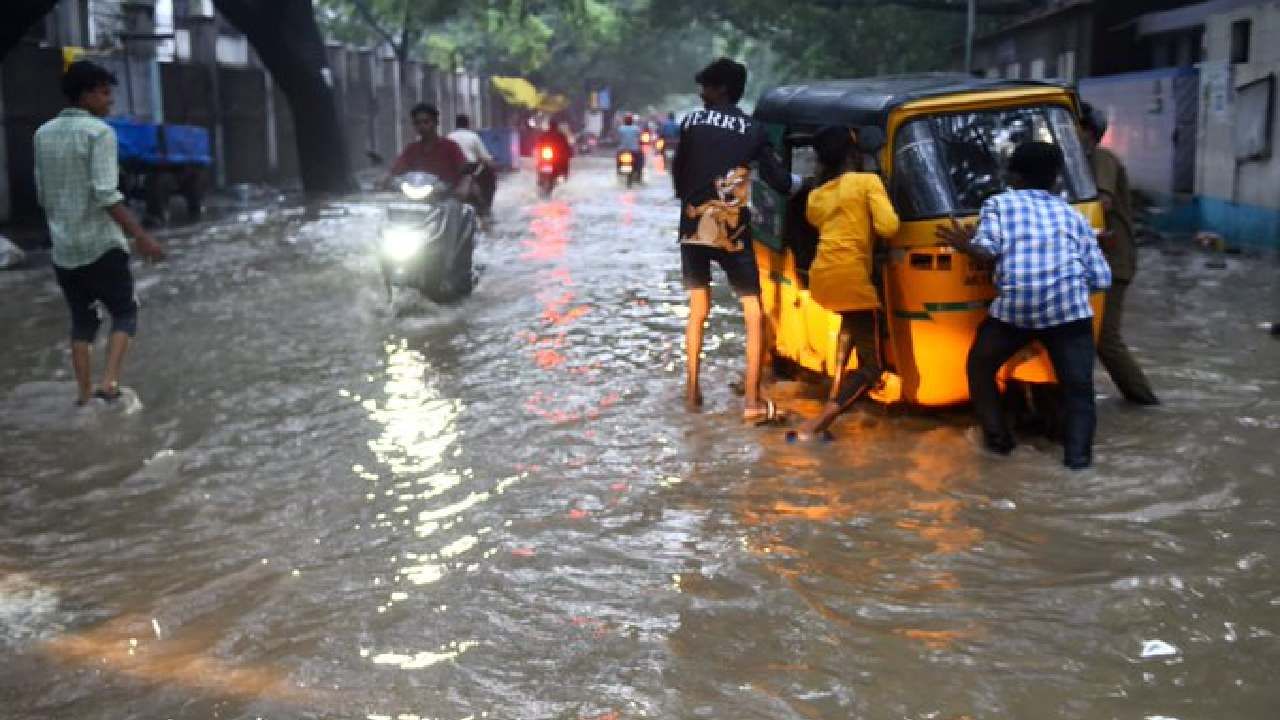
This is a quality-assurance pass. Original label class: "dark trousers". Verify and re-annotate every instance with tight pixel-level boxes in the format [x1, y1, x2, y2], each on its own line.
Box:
[462, 163, 498, 215]
[1097, 280, 1157, 403]
[832, 311, 882, 408]
[53, 248, 138, 342]
[967, 316, 1096, 467]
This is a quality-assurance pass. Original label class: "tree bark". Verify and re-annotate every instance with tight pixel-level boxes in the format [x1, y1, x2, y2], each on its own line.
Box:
[0, 0, 62, 63]
[214, 0, 355, 196]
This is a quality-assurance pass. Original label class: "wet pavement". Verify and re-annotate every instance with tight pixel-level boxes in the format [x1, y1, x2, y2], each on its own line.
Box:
[2, 157, 1279, 720]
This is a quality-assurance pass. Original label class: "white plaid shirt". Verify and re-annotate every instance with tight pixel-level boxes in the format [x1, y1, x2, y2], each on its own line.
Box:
[970, 189, 1111, 329]
[34, 108, 128, 269]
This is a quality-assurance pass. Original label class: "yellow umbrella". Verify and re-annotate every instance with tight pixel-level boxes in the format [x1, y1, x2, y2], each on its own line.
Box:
[491, 76, 571, 113]
[538, 93, 570, 113]
[491, 76, 542, 109]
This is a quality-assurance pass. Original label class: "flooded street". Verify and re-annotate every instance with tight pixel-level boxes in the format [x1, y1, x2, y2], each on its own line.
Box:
[2, 157, 1279, 720]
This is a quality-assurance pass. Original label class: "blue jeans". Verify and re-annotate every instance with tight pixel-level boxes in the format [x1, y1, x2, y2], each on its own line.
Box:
[966, 316, 1096, 468]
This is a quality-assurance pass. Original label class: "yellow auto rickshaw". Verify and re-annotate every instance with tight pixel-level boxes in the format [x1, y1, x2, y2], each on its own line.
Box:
[750, 74, 1105, 407]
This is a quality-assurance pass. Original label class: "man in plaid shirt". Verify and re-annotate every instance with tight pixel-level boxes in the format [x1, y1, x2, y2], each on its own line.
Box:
[938, 142, 1111, 470]
[35, 61, 164, 406]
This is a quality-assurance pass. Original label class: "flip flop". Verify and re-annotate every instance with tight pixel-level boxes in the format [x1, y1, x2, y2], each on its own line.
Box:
[744, 399, 787, 426]
[93, 387, 121, 403]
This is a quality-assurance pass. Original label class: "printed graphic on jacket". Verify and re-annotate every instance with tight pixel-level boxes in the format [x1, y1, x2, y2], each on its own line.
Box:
[680, 166, 751, 252]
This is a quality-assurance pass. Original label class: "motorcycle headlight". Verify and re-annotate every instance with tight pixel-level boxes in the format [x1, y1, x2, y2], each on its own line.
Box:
[400, 180, 434, 201]
[381, 226, 422, 262]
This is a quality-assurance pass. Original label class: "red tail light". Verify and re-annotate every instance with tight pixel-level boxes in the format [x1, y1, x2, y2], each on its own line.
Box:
[540, 146, 554, 161]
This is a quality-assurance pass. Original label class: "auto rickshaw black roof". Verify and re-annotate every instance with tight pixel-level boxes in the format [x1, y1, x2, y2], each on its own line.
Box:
[754, 73, 1072, 129]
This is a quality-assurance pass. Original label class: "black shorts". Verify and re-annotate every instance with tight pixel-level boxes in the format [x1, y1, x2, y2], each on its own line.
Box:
[53, 248, 138, 342]
[680, 241, 761, 297]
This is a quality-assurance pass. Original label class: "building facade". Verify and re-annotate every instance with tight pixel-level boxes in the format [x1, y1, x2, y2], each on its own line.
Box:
[969, 1, 1205, 82]
[1192, 1, 1280, 243]
[974, 0, 1280, 246]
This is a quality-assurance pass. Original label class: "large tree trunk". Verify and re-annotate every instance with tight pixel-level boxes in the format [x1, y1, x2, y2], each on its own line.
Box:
[214, 0, 355, 196]
[0, 0, 61, 62]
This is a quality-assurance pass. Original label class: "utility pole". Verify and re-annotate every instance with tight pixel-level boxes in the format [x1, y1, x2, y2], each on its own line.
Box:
[965, 0, 976, 74]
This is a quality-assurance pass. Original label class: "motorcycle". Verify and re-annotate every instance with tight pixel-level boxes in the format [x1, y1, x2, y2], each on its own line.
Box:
[575, 132, 598, 156]
[616, 148, 643, 188]
[376, 172, 477, 304]
[536, 144, 563, 200]
[654, 136, 675, 167]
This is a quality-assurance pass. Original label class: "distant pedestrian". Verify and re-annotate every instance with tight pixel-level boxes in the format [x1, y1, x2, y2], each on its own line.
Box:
[659, 111, 680, 150]
[1080, 102, 1159, 405]
[937, 142, 1111, 469]
[34, 60, 164, 407]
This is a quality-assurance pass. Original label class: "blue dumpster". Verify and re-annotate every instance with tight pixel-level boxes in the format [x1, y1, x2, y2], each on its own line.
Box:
[478, 128, 519, 171]
[105, 118, 163, 166]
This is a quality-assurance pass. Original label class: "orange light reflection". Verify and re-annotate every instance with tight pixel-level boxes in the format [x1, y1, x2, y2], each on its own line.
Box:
[734, 426, 989, 650]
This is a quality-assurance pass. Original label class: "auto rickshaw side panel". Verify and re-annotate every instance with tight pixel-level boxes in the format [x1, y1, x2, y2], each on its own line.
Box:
[753, 121, 854, 379]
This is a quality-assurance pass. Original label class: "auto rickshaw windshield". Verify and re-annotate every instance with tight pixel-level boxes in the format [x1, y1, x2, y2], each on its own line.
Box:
[891, 104, 1097, 219]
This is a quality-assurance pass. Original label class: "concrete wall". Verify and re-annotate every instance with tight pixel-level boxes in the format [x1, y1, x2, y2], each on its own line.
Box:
[1, 43, 66, 225]
[1196, 1, 1280, 210]
[971, 8, 1094, 80]
[0, 71, 8, 224]
[1190, 1, 1280, 246]
[1080, 67, 1199, 197]
[219, 66, 268, 184]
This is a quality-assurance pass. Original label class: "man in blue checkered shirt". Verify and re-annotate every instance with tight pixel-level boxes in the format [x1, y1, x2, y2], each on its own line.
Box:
[937, 142, 1111, 470]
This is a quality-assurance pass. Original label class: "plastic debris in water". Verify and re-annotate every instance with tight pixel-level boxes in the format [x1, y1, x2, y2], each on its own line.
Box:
[1140, 639, 1179, 658]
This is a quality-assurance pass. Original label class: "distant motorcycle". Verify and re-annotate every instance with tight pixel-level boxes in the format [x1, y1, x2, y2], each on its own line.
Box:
[576, 133, 598, 156]
[655, 136, 675, 166]
[536, 143, 565, 200]
[616, 148, 642, 188]
[376, 172, 477, 304]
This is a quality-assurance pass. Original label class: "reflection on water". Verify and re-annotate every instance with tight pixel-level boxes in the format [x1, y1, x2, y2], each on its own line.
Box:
[0, 159, 1277, 719]
[41, 613, 319, 705]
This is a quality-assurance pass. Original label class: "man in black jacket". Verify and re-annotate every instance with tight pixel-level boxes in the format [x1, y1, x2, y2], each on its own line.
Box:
[672, 57, 799, 420]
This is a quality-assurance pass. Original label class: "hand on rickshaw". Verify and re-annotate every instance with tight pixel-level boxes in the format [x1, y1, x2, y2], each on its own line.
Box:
[935, 215, 976, 249]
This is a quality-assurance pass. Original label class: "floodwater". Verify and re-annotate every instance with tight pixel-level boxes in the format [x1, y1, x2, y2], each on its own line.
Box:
[2, 157, 1278, 720]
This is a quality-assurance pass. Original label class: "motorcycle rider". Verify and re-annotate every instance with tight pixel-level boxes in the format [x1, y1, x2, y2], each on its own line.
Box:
[616, 114, 644, 177]
[382, 103, 473, 198]
[448, 113, 498, 217]
[533, 117, 573, 181]
[659, 111, 680, 158]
